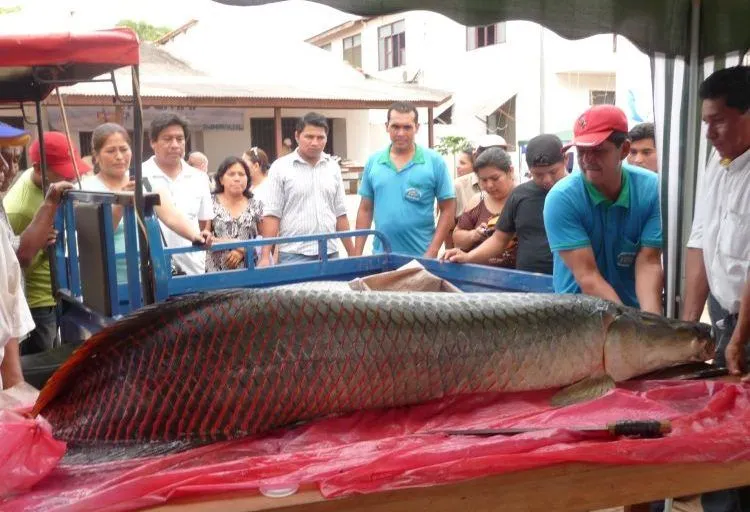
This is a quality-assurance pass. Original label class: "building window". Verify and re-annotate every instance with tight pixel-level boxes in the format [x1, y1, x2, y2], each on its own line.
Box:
[486, 95, 516, 151]
[343, 34, 362, 68]
[320, 42, 332, 51]
[590, 90, 616, 105]
[467, 23, 506, 51]
[378, 20, 406, 70]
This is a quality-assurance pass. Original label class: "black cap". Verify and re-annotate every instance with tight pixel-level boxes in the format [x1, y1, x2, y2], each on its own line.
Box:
[525, 134, 564, 168]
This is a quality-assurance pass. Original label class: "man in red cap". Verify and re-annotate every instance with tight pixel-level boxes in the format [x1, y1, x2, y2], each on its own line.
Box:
[2, 131, 85, 355]
[542, 105, 663, 314]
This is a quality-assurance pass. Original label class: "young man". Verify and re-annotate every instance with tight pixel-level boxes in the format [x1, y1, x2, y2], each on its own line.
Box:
[543, 105, 663, 314]
[442, 134, 567, 274]
[627, 122, 658, 172]
[142, 113, 214, 275]
[354, 101, 455, 258]
[3, 131, 82, 354]
[259, 112, 353, 265]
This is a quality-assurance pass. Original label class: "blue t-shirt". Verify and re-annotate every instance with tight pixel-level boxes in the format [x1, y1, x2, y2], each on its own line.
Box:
[359, 145, 454, 256]
[542, 163, 662, 308]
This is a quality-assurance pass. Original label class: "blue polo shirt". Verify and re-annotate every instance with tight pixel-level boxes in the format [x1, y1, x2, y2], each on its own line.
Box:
[359, 144, 454, 256]
[542, 163, 662, 308]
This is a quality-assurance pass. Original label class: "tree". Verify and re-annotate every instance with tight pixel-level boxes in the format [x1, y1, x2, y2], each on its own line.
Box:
[116, 19, 172, 42]
[435, 135, 471, 177]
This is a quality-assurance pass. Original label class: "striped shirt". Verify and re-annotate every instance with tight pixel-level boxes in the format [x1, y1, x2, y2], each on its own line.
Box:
[263, 150, 348, 256]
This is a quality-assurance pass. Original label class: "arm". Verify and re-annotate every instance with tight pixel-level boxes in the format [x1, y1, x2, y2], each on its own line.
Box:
[1, 338, 24, 389]
[15, 182, 73, 267]
[634, 247, 664, 315]
[443, 229, 513, 265]
[680, 248, 710, 321]
[335, 215, 354, 256]
[354, 197, 374, 256]
[259, 216, 280, 265]
[726, 279, 750, 376]
[425, 198, 455, 258]
[559, 247, 623, 304]
[153, 190, 208, 244]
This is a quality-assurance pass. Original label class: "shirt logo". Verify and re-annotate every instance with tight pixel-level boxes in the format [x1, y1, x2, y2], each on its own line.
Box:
[617, 252, 636, 267]
[404, 187, 422, 202]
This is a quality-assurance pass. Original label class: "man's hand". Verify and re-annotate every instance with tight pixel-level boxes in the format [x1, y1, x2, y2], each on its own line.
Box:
[194, 230, 213, 247]
[44, 181, 74, 206]
[726, 338, 747, 378]
[423, 247, 439, 259]
[224, 249, 244, 269]
[46, 228, 59, 246]
[441, 247, 470, 263]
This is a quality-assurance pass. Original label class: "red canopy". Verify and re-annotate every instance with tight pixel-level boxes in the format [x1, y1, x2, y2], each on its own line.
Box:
[0, 28, 140, 103]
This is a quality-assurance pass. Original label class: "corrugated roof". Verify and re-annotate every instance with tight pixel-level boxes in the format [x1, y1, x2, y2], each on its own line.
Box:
[53, 43, 450, 108]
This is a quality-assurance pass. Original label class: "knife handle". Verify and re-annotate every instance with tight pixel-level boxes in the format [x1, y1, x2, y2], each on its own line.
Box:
[607, 420, 671, 438]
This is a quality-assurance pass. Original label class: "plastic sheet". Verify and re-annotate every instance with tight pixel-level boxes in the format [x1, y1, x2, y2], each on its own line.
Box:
[4, 380, 750, 511]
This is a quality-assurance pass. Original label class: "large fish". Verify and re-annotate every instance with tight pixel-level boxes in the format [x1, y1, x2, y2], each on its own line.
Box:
[33, 289, 713, 452]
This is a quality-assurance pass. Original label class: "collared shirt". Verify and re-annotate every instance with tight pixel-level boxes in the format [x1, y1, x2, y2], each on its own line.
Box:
[454, 172, 481, 219]
[687, 148, 750, 314]
[263, 149, 348, 256]
[359, 144, 455, 256]
[142, 157, 214, 275]
[543, 163, 662, 308]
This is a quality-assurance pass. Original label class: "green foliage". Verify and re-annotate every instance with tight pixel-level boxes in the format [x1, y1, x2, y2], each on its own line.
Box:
[0, 6, 21, 15]
[434, 135, 471, 157]
[117, 19, 172, 41]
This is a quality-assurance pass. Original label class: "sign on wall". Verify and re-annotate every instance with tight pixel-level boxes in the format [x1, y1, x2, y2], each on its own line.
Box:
[46, 106, 245, 132]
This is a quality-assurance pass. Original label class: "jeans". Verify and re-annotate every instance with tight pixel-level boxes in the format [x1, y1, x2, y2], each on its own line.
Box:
[278, 252, 339, 265]
[701, 294, 750, 512]
[22, 306, 59, 355]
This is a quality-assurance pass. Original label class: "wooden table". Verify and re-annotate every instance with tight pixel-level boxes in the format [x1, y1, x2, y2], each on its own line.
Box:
[147, 460, 750, 512]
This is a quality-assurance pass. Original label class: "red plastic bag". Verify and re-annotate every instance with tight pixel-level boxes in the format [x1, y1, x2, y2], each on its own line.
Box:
[5, 380, 750, 511]
[0, 408, 66, 498]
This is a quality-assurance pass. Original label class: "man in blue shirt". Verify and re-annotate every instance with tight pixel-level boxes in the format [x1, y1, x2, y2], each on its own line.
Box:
[543, 105, 663, 313]
[354, 102, 455, 257]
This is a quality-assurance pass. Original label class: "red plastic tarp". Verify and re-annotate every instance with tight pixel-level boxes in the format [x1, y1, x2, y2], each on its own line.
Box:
[3, 380, 750, 511]
[0, 28, 140, 103]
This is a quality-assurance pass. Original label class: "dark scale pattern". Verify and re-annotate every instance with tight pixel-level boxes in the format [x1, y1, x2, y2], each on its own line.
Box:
[39, 290, 612, 444]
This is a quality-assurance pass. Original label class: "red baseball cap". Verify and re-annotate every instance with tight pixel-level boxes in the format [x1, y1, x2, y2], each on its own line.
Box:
[569, 105, 628, 148]
[29, 131, 90, 179]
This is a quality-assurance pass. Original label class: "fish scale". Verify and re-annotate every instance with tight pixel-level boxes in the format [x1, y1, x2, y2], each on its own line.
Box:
[32, 289, 713, 455]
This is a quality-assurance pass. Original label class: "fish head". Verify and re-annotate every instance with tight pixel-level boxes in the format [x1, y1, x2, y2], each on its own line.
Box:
[604, 307, 715, 381]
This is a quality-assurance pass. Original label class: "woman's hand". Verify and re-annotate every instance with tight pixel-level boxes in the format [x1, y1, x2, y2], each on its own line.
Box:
[224, 248, 245, 269]
[473, 223, 490, 243]
[440, 247, 470, 263]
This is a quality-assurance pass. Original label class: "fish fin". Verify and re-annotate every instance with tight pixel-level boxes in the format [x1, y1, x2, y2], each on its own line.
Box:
[31, 290, 243, 417]
[550, 374, 616, 408]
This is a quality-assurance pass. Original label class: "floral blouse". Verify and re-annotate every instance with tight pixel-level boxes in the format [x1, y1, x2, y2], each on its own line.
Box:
[206, 194, 263, 272]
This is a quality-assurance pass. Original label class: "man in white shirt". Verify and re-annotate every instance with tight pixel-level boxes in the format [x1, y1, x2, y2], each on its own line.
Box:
[259, 112, 354, 265]
[681, 66, 750, 512]
[142, 113, 214, 275]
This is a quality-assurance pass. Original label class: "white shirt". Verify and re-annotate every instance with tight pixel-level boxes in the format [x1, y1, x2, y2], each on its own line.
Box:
[264, 150, 348, 256]
[0, 212, 34, 389]
[687, 148, 750, 313]
[142, 157, 214, 275]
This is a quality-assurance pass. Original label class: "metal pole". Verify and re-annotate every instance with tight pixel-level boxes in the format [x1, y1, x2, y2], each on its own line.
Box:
[132, 64, 155, 305]
[675, 0, 701, 318]
[274, 107, 283, 159]
[427, 107, 434, 148]
[36, 99, 61, 345]
[54, 88, 82, 189]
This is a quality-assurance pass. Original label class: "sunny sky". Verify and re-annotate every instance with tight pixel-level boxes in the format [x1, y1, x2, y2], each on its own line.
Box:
[0, 0, 355, 40]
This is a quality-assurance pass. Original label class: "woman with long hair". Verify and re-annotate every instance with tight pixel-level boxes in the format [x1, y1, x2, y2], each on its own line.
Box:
[242, 146, 270, 204]
[207, 156, 263, 272]
[81, 123, 212, 281]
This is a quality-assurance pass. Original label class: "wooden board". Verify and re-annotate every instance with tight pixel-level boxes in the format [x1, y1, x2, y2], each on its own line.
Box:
[146, 460, 750, 512]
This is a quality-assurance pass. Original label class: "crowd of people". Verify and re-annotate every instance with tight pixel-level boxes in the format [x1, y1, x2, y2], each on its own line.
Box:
[0, 63, 748, 511]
